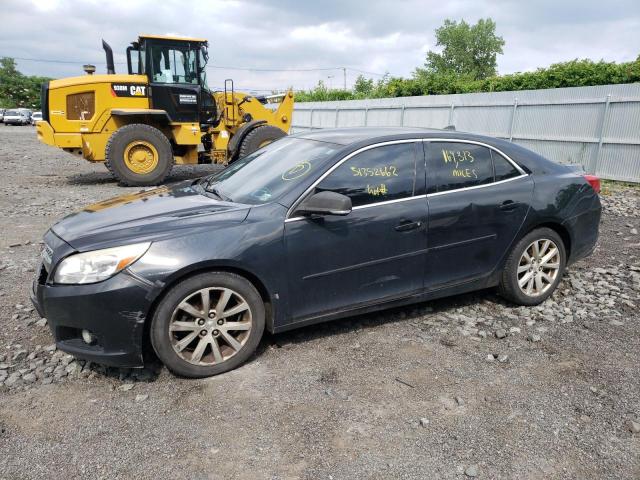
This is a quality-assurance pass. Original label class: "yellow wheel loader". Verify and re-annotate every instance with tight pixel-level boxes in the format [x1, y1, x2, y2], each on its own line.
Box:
[36, 34, 294, 186]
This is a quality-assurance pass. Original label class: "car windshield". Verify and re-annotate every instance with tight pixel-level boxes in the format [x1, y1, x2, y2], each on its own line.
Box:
[202, 137, 341, 205]
[5, 110, 19, 115]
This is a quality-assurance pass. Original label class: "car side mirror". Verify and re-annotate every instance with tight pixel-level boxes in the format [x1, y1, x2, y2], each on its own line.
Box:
[297, 191, 352, 216]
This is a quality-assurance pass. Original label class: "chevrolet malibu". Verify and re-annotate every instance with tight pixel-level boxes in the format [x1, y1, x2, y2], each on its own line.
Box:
[31, 128, 601, 378]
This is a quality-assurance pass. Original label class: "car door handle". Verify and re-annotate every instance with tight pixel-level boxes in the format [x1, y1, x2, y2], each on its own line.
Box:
[499, 200, 520, 211]
[395, 220, 422, 232]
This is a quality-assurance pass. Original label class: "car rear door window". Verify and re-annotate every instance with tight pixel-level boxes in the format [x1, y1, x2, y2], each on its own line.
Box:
[427, 142, 494, 193]
[316, 143, 418, 207]
[492, 150, 521, 181]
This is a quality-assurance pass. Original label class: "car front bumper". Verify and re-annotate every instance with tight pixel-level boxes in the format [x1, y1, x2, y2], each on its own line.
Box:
[30, 265, 157, 368]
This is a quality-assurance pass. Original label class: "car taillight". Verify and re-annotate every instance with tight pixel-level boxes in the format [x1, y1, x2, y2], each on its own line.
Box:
[583, 174, 601, 194]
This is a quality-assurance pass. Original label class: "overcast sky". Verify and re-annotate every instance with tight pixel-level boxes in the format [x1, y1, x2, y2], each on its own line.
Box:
[1, 0, 639, 93]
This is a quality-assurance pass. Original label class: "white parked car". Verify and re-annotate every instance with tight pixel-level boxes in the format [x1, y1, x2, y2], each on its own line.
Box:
[3, 109, 31, 126]
[31, 111, 42, 125]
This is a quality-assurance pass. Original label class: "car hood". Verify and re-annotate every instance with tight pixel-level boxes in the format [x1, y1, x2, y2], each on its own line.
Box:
[51, 181, 250, 250]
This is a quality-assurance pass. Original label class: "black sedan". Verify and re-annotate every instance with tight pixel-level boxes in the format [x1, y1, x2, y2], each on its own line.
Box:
[31, 128, 602, 377]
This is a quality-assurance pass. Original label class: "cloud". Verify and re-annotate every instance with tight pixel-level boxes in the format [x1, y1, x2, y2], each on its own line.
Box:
[0, 0, 638, 93]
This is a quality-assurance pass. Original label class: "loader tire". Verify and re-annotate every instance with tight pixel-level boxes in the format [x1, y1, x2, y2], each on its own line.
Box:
[237, 125, 286, 160]
[105, 124, 173, 187]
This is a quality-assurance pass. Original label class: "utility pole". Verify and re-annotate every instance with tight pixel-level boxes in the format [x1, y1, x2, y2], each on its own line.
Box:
[343, 67, 347, 90]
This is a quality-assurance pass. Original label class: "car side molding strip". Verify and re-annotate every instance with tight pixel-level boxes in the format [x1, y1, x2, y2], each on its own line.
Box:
[427, 233, 497, 252]
[302, 248, 429, 280]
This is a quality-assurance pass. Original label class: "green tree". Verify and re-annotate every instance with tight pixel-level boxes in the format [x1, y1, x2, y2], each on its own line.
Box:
[0, 57, 51, 109]
[353, 75, 374, 97]
[295, 80, 354, 102]
[421, 18, 505, 80]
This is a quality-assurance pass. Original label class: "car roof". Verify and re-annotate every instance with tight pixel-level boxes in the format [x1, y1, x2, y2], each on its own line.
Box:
[291, 127, 564, 176]
[292, 127, 442, 145]
[291, 126, 520, 147]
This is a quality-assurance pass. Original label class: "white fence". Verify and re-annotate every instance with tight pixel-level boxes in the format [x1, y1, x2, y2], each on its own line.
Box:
[291, 83, 640, 183]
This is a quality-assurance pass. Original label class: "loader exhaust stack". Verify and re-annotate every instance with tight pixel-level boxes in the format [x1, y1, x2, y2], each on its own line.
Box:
[102, 40, 115, 74]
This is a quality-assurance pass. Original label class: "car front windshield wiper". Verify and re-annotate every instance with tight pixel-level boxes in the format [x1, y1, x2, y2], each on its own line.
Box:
[207, 187, 226, 201]
[200, 177, 232, 202]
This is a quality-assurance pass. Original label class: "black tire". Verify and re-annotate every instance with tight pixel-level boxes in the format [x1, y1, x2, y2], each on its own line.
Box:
[105, 123, 173, 187]
[237, 125, 286, 160]
[150, 272, 265, 378]
[499, 227, 567, 306]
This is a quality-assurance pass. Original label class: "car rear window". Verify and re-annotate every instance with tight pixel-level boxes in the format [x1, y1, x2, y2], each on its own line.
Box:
[492, 150, 521, 181]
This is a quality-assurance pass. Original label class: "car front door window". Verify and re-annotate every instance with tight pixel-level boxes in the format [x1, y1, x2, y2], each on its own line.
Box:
[313, 142, 418, 208]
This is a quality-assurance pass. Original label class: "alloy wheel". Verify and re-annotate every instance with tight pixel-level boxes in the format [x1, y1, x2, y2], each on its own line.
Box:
[169, 287, 252, 365]
[517, 238, 561, 297]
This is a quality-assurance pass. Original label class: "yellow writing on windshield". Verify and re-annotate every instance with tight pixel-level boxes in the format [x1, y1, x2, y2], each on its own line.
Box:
[452, 168, 478, 179]
[351, 166, 398, 177]
[366, 183, 388, 196]
[441, 149, 474, 168]
[282, 161, 311, 181]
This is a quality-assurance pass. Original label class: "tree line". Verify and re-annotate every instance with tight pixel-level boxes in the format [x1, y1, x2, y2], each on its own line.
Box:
[0, 58, 50, 110]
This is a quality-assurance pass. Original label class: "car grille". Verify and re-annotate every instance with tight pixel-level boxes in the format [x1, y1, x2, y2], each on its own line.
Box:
[37, 263, 48, 285]
[41, 243, 53, 267]
[38, 243, 53, 284]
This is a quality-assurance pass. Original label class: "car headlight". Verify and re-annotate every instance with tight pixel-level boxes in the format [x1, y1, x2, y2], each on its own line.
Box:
[54, 242, 151, 284]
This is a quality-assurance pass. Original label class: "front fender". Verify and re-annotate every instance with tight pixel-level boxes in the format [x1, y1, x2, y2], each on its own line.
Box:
[127, 203, 289, 330]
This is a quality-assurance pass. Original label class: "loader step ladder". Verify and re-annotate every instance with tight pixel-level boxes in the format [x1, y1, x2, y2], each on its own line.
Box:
[224, 79, 236, 126]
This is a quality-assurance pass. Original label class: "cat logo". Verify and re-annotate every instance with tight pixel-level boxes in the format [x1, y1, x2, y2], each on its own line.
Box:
[129, 85, 146, 96]
[111, 84, 147, 98]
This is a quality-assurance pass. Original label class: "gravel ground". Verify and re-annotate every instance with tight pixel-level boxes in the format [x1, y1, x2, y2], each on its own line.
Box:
[0, 124, 639, 479]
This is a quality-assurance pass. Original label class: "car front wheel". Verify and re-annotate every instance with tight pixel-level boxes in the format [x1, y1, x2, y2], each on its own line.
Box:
[499, 227, 566, 306]
[150, 272, 265, 378]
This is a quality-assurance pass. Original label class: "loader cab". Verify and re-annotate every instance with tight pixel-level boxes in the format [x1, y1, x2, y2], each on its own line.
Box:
[127, 35, 216, 124]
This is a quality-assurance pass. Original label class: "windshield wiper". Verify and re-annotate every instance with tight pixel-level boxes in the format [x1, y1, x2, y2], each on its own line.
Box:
[198, 175, 214, 189]
[202, 180, 232, 202]
[207, 187, 226, 201]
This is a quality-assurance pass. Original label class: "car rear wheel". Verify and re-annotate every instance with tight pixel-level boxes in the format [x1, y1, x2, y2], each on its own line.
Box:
[150, 272, 265, 378]
[499, 227, 566, 306]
